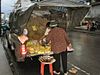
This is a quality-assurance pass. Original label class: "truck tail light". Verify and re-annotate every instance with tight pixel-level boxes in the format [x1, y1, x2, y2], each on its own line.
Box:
[21, 45, 27, 55]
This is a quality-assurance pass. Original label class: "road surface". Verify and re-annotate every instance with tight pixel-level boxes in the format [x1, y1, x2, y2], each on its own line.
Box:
[0, 39, 13, 75]
[68, 32, 100, 75]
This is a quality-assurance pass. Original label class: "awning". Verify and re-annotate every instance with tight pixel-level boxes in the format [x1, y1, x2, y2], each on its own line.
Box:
[37, 0, 91, 7]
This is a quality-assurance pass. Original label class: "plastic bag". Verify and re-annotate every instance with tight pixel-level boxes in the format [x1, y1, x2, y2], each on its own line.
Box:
[67, 46, 74, 52]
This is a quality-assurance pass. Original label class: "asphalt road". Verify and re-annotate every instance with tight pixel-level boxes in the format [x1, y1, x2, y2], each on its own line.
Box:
[0, 39, 13, 75]
[0, 31, 100, 75]
[67, 32, 100, 75]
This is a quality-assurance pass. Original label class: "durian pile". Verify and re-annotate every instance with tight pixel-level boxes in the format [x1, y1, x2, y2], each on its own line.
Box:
[26, 40, 51, 56]
[25, 13, 51, 56]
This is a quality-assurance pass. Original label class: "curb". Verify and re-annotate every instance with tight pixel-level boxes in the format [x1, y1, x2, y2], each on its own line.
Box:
[72, 29, 100, 35]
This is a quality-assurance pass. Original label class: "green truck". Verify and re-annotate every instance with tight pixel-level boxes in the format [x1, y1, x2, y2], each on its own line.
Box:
[5, 0, 90, 62]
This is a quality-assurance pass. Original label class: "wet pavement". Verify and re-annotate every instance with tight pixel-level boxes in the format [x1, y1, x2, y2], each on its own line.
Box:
[0, 39, 13, 75]
[67, 31, 100, 75]
[0, 31, 100, 75]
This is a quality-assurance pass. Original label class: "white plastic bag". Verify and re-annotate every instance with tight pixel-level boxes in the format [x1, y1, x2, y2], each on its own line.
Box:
[67, 46, 74, 52]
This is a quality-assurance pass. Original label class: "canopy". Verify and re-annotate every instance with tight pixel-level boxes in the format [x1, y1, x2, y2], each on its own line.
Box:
[38, 0, 90, 7]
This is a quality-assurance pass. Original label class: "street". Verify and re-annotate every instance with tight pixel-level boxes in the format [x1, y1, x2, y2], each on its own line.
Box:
[0, 39, 13, 75]
[0, 31, 100, 75]
[68, 31, 100, 75]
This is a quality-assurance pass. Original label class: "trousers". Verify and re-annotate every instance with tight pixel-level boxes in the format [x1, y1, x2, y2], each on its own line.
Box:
[53, 51, 67, 73]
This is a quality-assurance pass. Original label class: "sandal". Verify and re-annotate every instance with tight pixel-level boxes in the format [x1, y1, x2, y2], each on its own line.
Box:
[53, 71, 60, 75]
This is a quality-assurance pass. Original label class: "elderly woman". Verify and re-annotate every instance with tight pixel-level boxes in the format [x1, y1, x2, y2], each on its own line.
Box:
[42, 21, 72, 75]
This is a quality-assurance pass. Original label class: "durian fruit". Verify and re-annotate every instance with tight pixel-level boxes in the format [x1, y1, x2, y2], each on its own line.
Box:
[26, 42, 32, 46]
[28, 47, 35, 54]
[26, 40, 51, 55]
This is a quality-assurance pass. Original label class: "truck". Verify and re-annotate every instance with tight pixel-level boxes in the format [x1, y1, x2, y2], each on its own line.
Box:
[5, 0, 90, 62]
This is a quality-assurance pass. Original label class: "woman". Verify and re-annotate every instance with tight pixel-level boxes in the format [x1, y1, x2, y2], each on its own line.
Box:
[45, 21, 72, 75]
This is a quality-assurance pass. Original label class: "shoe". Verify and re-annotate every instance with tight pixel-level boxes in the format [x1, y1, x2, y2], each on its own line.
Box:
[69, 68, 77, 74]
[64, 72, 68, 75]
[53, 71, 60, 75]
